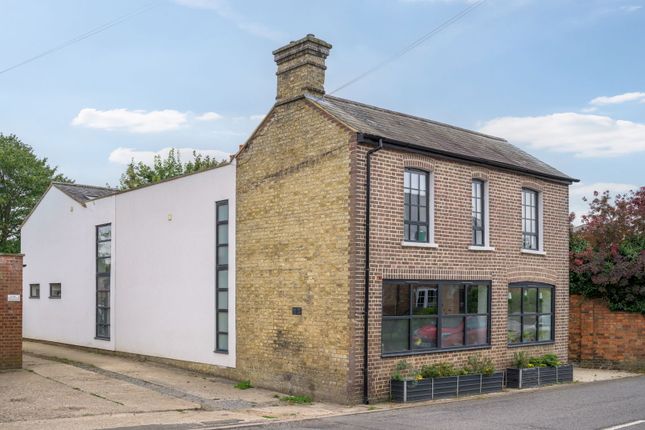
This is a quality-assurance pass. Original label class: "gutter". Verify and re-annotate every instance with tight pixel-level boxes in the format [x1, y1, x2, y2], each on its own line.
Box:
[363, 138, 383, 404]
[358, 133, 579, 184]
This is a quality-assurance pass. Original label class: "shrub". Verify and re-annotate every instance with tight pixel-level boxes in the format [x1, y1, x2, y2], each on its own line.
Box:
[464, 355, 495, 376]
[512, 351, 530, 368]
[234, 380, 253, 390]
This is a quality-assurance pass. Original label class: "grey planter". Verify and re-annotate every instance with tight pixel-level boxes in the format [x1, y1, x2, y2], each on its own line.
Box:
[506, 364, 573, 389]
[390, 372, 504, 403]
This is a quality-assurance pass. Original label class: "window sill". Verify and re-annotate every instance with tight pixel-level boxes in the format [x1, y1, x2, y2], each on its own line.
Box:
[214, 350, 229, 355]
[94, 337, 110, 341]
[508, 341, 555, 348]
[29, 296, 40, 299]
[382, 344, 491, 358]
[401, 241, 439, 249]
[521, 249, 546, 256]
[49, 296, 61, 299]
[468, 245, 495, 252]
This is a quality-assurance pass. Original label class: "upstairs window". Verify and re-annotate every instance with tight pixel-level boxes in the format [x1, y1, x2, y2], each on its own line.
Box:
[472, 179, 485, 246]
[404, 169, 429, 243]
[522, 188, 539, 250]
[49, 283, 61, 299]
[29, 284, 40, 299]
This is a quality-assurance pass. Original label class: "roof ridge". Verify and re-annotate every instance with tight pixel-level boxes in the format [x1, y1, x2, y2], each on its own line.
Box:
[319, 94, 508, 143]
[52, 182, 115, 191]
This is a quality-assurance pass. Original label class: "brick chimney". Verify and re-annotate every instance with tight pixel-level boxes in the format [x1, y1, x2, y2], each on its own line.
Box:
[273, 34, 332, 103]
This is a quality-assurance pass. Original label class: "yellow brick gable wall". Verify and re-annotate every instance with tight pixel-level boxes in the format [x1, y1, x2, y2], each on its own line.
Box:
[235, 98, 355, 402]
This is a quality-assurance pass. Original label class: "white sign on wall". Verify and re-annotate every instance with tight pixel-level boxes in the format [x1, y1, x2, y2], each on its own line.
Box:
[7, 294, 21, 302]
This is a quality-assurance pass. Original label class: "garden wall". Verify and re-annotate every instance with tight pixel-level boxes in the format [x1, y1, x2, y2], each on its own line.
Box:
[0, 254, 23, 370]
[569, 294, 645, 371]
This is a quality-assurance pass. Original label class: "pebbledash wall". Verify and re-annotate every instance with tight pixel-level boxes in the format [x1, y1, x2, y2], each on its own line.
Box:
[569, 294, 645, 370]
[350, 146, 571, 401]
[22, 163, 236, 368]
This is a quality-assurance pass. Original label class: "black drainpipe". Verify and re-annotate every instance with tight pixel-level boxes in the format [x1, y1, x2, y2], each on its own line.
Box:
[363, 137, 383, 404]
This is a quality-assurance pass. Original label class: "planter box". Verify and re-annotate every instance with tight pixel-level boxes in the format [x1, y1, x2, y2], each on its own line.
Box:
[390, 372, 504, 403]
[506, 364, 573, 389]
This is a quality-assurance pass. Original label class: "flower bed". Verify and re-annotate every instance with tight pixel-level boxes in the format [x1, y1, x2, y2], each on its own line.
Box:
[506, 352, 573, 389]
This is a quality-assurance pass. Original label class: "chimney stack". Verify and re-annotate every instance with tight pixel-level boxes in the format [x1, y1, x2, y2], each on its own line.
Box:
[272, 34, 332, 103]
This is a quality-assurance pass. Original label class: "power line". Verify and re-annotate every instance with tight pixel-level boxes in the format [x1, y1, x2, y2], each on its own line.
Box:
[329, 0, 486, 95]
[0, 2, 160, 76]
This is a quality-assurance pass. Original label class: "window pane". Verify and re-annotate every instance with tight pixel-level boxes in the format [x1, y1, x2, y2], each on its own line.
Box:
[217, 291, 228, 310]
[404, 203, 410, 223]
[417, 225, 427, 242]
[97, 242, 111, 258]
[97, 291, 109, 307]
[217, 333, 228, 351]
[97, 307, 109, 324]
[404, 171, 410, 188]
[466, 316, 487, 345]
[475, 230, 483, 246]
[508, 315, 521, 344]
[30, 284, 39, 297]
[440, 284, 464, 314]
[522, 315, 537, 342]
[523, 288, 538, 313]
[467, 285, 488, 314]
[508, 288, 521, 314]
[217, 270, 228, 290]
[410, 204, 418, 221]
[538, 288, 552, 313]
[383, 285, 410, 316]
[412, 318, 437, 349]
[97, 325, 109, 338]
[50, 284, 61, 298]
[440, 316, 464, 347]
[217, 224, 228, 245]
[98, 225, 111, 241]
[218, 312, 228, 332]
[409, 225, 417, 242]
[97, 258, 111, 274]
[382, 319, 408, 353]
[217, 203, 228, 222]
[217, 246, 228, 266]
[97, 276, 110, 291]
[412, 286, 437, 315]
[538, 315, 552, 341]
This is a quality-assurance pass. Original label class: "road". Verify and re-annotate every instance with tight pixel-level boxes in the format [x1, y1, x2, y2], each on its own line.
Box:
[237, 376, 645, 430]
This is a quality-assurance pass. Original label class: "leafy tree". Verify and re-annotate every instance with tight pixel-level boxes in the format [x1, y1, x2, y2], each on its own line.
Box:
[0, 134, 71, 253]
[570, 187, 645, 313]
[119, 149, 227, 190]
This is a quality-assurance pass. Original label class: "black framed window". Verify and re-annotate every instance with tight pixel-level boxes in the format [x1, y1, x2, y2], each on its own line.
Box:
[508, 283, 554, 345]
[522, 188, 539, 250]
[96, 224, 111, 340]
[472, 179, 485, 246]
[29, 284, 40, 298]
[215, 200, 229, 353]
[382, 280, 490, 355]
[49, 283, 61, 299]
[404, 169, 429, 242]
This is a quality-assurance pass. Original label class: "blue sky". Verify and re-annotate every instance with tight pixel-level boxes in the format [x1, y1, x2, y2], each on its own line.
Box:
[1, 0, 644, 217]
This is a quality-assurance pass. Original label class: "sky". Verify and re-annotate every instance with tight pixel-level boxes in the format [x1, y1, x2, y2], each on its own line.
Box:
[1, 0, 644, 219]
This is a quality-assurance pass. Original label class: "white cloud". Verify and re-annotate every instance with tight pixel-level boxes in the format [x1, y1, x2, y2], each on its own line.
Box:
[196, 112, 223, 121]
[72, 108, 188, 133]
[109, 147, 230, 165]
[581, 106, 598, 113]
[590, 92, 645, 106]
[174, 0, 284, 41]
[249, 114, 266, 121]
[620, 5, 642, 12]
[569, 182, 638, 220]
[479, 112, 645, 157]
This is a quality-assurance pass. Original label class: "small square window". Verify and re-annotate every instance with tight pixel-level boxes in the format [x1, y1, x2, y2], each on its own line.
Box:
[29, 284, 40, 298]
[49, 283, 62, 299]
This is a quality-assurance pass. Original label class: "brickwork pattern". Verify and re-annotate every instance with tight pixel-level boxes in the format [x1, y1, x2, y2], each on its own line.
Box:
[569, 294, 645, 369]
[349, 147, 571, 402]
[0, 254, 24, 370]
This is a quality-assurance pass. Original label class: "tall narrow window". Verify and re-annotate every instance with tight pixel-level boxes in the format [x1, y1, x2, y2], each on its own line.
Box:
[472, 180, 485, 246]
[96, 224, 111, 340]
[404, 169, 429, 242]
[215, 201, 229, 353]
[522, 188, 539, 250]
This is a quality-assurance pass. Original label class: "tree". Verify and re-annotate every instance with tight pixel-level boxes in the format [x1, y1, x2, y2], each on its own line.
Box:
[570, 187, 645, 313]
[0, 134, 72, 253]
[119, 149, 227, 190]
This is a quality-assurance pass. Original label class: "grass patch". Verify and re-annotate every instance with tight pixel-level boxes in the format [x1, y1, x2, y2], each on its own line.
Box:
[262, 415, 277, 419]
[233, 379, 253, 390]
[280, 395, 312, 404]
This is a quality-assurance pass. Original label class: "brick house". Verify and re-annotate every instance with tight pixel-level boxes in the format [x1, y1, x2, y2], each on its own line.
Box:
[22, 34, 576, 405]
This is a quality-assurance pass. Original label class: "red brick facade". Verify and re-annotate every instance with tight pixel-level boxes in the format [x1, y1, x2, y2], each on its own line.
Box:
[0, 254, 23, 370]
[569, 294, 645, 370]
[349, 146, 571, 401]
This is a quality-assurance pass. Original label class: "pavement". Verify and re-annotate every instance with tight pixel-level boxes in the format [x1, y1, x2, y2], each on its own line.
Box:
[0, 341, 641, 430]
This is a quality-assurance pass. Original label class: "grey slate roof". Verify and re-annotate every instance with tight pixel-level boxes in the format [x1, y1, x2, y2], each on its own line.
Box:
[307, 94, 576, 183]
[53, 182, 117, 204]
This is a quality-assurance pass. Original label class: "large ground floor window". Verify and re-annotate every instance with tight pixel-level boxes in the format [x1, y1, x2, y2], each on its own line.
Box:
[382, 280, 491, 354]
[508, 283, 554, 345]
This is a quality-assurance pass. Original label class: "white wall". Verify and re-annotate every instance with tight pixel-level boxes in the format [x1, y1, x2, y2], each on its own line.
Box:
[22, 187, 116, 350]
[22, 162, 236, 368]
[114, 163, 236, 368]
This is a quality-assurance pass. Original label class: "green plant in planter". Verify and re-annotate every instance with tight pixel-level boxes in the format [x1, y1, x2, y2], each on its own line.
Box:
[512, 351, 530, 368]
[464, 355, 495, 376]
[528, 356, 547, 367]
[542, 353, 562, 367]
[392, 360, 415, 381]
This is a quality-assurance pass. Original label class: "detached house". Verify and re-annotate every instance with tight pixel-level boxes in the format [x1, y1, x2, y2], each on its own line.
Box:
[22, 34, 577, 404]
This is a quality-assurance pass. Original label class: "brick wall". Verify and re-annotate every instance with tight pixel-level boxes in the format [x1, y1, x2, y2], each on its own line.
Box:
[569, 294, 645, 370]
[0, 254, 23, 370]
[350, 146, 571, 401]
